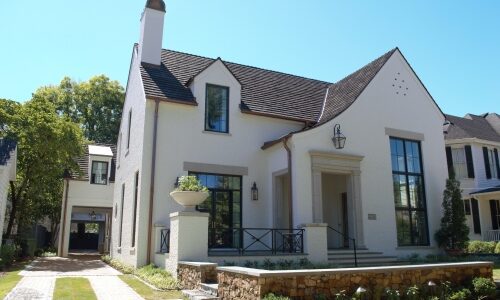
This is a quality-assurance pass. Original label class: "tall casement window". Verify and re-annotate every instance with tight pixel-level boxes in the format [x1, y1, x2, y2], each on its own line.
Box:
[127, 109, 132, 150]
[131, 171, 139, 247]
[390, 137, 429, 246]
[118, 184, 125, 248]
[190, 172, 241, 248]
[489, 200, 500, 230]
[205, 84, 229, 133]
[90, 161, 108, 185]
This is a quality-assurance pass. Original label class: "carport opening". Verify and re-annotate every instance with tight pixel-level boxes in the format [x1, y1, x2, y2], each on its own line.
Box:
[69, 222, 103, 252]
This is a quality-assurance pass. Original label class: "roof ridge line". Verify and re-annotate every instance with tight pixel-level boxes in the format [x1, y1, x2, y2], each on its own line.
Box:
[162, 48, 332, 85]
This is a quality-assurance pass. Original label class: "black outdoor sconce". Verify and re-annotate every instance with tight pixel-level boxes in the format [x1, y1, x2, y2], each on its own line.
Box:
[251, 182, 259, 201]
[89, 210, 97, 221]
[332, 124, 346, 149]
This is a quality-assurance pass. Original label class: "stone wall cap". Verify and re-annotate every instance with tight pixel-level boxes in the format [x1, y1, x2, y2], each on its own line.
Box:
[170, 211, 210, 218]
[300, 223, 328, 227]
[179, 261, 218, 267]
[217, 261, 493, 278]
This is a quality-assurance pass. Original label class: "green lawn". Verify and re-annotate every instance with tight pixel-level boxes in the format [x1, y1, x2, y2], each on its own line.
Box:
[494, 268, 500, 280]
[53, 277, 97, 300]
[0, 261, 31, 298]
[119, 275, 183, 300]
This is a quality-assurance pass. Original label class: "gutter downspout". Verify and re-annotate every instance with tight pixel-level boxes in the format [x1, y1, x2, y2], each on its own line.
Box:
[283, 135, 293, 229]
[59, 178, 70, 257]
[147, 99, 160, 264]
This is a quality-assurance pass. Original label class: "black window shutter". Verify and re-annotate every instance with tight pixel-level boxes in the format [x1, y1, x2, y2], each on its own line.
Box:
[464, 145, 475, 178]
[483, 147, 491, 179]
[490, 200, 499, 230]
[445, 147, 454, 177]
[471, 199, 481, 234]
[494, 148, 500, 178]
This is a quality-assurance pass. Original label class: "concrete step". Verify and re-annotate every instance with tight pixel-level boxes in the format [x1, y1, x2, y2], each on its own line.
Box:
[328, 252, 385, 258]
[182, 289, 219, 300]
[199, 283, 218, 297]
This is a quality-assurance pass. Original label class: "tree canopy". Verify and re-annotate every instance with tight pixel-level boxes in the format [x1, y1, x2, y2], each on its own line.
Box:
[36, 75, 125, 144]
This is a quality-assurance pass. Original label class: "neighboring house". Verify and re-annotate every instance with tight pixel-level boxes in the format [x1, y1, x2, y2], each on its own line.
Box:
[57, 144, 116, 257]
[112, 0, 448, 268]
[0, 139, 17, 239]
[444, 113, 500, 241]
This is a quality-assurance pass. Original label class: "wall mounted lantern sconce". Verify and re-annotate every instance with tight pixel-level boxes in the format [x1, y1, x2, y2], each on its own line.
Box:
[251, 182, 259, 201]
[332, 124, 346, 149]
[89, 210, 97, 221]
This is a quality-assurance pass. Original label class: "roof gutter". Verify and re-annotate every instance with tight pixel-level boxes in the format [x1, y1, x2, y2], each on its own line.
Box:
[282, 134, 294, 229]
[147, 99, 160, 264]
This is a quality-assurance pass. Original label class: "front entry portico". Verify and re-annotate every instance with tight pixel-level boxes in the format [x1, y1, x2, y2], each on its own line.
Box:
[310, 151, 365, 249]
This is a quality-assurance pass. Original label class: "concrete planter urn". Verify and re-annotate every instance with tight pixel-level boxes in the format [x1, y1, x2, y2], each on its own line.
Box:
[170, 191, 209, 211]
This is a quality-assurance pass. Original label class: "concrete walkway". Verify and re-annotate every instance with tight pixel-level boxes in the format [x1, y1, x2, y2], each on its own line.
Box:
[5, 256, 143, 300]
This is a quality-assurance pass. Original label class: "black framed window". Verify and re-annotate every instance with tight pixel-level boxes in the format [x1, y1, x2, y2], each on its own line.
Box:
[118, 184, 125, 247]
[131, 171, 139, 247]
[390, 137, 429, 246]
[205, 84, 229, 133]
[90, 161, 108, 185]
[463, 199, 471, 215]
[189, 172, 241, 248]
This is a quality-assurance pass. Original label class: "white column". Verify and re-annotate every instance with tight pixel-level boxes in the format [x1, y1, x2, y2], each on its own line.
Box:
[351, 171, 365, 248]
[301, 223, 328, 262]
[312, 170, 323, 223]
[165, 211, 209, 276]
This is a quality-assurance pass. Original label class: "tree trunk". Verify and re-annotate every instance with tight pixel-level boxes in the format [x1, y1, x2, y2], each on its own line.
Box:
[5, 181, 18, 239]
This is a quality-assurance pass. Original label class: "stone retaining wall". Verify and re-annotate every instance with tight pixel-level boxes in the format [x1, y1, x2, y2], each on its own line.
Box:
[178, 261, 218, 289]
[217, 262, 493, 300]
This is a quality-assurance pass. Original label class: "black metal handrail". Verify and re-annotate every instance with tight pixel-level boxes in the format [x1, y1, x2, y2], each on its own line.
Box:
[327, 226, 358, 267]
[208, 227, 304, 255]
[160, 228, 170, 253]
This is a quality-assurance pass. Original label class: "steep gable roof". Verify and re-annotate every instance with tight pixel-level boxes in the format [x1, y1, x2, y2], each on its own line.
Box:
[317, 48, 397, 124]
[140, 47, 403, 124]
[444, 114, 500, 142]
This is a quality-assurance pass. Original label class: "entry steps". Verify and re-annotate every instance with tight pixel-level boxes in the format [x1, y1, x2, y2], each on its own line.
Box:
[183, 283, 219, 300]
[328, 249, 399, 267]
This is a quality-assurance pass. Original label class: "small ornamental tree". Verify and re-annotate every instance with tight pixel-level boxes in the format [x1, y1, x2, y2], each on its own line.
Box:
[435, 172, 469, 251]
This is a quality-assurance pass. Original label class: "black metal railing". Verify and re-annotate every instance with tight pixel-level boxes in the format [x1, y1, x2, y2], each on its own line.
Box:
[327, 226, 358, 267]
[160, 228, 170, 253]
[208, 228, 304, 255]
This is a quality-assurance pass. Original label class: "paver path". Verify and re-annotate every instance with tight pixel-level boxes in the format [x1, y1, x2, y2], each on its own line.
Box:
[5, 256, 144, 300]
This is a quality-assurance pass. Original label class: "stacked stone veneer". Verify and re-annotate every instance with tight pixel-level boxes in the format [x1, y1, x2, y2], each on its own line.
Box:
[178, 261, 218, 289]
[217, 262, 493, 300]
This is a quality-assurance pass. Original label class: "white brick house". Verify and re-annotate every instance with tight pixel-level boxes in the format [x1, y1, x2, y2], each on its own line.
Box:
[444, 113, 500, 242]
[112, 0, 449, 268]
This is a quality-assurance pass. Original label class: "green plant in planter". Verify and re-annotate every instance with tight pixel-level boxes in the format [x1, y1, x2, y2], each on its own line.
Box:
[174, 176, 208, 192]
[434, 173, 469, 253]
[472, 277, 496, 299]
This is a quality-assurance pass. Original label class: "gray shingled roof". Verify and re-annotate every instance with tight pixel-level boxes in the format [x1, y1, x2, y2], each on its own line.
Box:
[0, 139, 16, 166]
[470, 185, 500, 195]
[140, 47, 400, 124]
[444, 114, 500, 142]
[71, 144, 116, 182]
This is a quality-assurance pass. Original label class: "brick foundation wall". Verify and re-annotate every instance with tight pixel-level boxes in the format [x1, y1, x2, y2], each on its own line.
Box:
[178, 262, 218, 289]
[217, 262, 493, 300]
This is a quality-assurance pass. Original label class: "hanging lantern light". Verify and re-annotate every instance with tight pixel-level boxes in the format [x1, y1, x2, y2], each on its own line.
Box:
[332, 124, 346, 149]
[251, 182, 259, 201]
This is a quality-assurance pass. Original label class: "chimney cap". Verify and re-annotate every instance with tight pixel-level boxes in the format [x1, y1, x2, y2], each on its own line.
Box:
[146, 0, 166, 12]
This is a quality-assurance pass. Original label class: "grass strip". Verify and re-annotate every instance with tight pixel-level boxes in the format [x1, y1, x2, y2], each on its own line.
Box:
[119, 274, 183, 300]
[493, 268, 500, 280]
[0, 261, 32, 298]
[53, 277, 97, 300]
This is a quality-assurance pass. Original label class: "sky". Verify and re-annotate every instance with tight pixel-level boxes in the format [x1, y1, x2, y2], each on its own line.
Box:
[0, 0, 498, 116]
